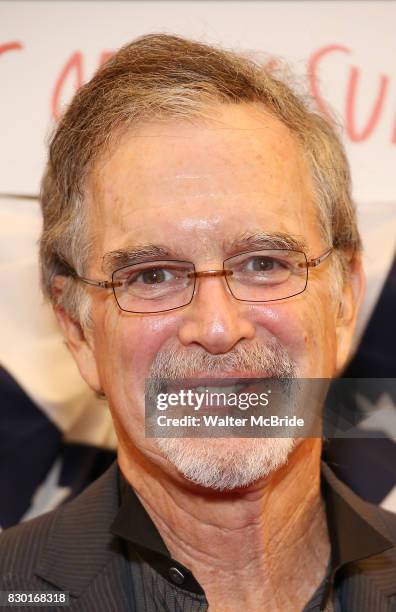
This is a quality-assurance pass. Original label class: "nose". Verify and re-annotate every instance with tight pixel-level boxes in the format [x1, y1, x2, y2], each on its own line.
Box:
[177, 271, 256, 354]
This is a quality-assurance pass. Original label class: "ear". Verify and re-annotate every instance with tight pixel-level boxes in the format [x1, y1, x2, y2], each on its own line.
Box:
[335, 254, 366, 374]
[52, 276, 102, 394]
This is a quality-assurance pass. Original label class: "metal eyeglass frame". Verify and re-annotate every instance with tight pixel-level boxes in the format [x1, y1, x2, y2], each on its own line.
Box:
[70, 247, 333, 314]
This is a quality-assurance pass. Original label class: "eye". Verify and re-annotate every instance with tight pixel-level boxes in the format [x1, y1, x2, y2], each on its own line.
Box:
[135, 267, 174, 284]
[245, 256, 286, 272]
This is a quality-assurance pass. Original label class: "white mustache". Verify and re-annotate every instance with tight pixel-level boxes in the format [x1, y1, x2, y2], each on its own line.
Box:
[149, 339, 296, 380]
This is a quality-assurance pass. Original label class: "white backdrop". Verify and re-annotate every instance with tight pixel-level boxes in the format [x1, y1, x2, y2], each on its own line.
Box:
[0, 1, 395, 439]
[1, 1, 396, 202]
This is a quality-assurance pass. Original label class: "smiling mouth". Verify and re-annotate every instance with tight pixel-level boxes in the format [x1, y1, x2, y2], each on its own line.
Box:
[164, 376, 271, 401]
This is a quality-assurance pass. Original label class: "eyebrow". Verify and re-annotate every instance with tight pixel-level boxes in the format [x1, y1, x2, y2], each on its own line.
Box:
[102, 244, 173, 275]
[224, 231, 307, 254]
[101, 232, 307, 275]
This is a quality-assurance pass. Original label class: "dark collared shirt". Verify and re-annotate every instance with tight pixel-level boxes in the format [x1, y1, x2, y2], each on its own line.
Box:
[111, 461, 393, 611]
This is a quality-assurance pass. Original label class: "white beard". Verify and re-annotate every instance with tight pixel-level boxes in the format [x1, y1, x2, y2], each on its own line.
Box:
[156, 436, 296, 490]
[149, 340, 298, 490]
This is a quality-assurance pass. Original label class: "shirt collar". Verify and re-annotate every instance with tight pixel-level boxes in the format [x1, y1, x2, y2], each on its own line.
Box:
[111, 469, 205, 594]
[111, 460, 394, 605]
[112, 471, 170, 558]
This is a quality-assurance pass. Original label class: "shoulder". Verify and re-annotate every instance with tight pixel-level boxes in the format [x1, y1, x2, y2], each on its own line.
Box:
[342, 506, 396, 606]
[0, 462, 120, 589]
[360, 504, 396, 570]
[0, 506, 61, 589]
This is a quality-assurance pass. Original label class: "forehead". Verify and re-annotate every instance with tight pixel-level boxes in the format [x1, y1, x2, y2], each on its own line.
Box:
[87, 104, 319, 267]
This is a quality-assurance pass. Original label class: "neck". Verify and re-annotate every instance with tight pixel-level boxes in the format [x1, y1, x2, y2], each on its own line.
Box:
[119, 439, 330, 611]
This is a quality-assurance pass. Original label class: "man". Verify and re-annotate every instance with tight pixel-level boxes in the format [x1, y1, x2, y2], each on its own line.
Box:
[0, 33, 395, 611]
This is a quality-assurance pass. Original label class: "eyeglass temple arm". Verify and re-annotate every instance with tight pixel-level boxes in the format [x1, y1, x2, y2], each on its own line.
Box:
[74, 276, 122, 289]
[306, 247, 333, 268]
[58, 262, 120, 289]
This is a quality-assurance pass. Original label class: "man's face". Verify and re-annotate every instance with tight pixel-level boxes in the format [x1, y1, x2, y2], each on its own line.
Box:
[61, 104, 362, 489]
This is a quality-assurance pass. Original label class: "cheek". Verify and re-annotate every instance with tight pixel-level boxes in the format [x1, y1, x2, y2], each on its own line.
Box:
[92, 306, 180, 397]
[248, 295, 310, 353]
[304, 305, 337, 373]
[249, 290, 338, 376]
[302, 288, 339, 376]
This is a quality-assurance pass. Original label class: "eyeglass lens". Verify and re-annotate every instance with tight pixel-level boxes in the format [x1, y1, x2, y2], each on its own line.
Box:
[112, 250, 308, 313]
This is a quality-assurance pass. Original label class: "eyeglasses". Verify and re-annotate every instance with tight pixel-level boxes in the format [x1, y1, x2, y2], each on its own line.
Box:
[71, 248, 333, 314]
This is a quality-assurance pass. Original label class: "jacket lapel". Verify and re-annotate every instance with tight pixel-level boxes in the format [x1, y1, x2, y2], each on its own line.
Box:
[34, 462, 134, 609]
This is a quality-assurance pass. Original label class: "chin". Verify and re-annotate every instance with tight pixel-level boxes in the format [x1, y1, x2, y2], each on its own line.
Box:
[156, 437, 296, 491]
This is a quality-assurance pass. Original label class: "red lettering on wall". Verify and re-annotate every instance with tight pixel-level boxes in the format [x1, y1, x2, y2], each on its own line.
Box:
[98, 50, 115, 66]
[308, 44, 392, 143]
[308, 44, 350, 120]
[49, 44, 395, 143]
[51, 50, 116, 120]
[0, 41, 23, 56]
[392, 118, 396, 144]
[345, 68, 388, 142]
[51, 51, 83, 121]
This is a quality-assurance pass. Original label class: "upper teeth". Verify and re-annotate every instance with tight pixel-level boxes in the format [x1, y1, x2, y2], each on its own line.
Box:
[190, 384, 247, 394]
